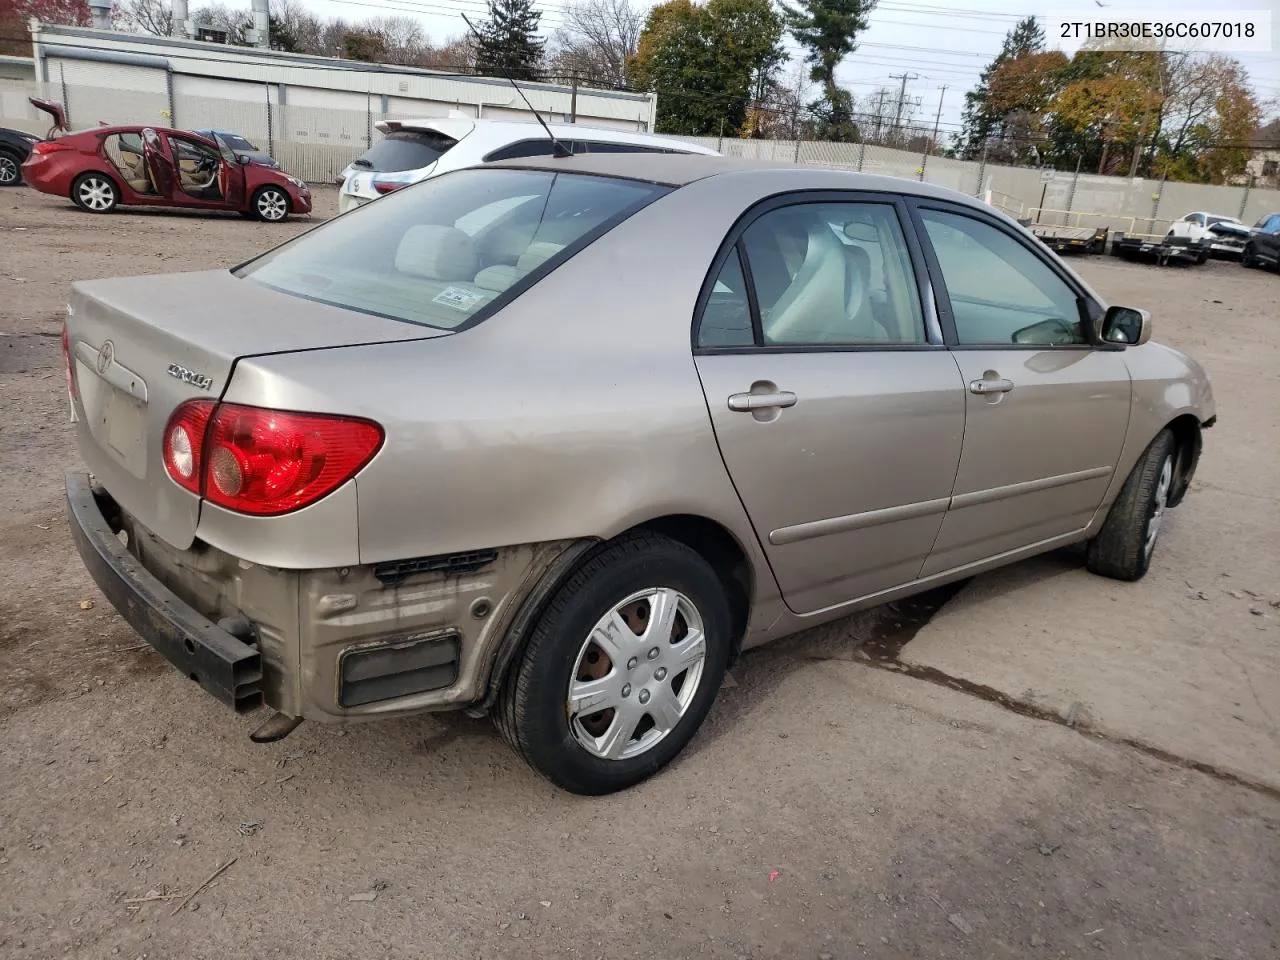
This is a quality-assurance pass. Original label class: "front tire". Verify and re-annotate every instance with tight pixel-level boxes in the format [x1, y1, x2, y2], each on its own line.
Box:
[1086, 429, 1177, 582]
[495, 533, 732, 795]
[251, 185, 290, 222]
[0, 151, 21, 187]
[1241, 244, 1257, 268]
[71, 172, 118, 213]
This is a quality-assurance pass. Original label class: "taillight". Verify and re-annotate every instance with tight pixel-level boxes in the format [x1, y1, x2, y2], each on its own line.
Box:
[163, 399, 216, 494]
[61, 320, 78, 400]
[372, 179, 406, 195]
[162, 401, 383, 516]
[32, 140, 69, 155]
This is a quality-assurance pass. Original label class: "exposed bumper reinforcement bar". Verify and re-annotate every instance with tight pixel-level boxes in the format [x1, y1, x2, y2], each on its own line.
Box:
[64, 471, 264, 713]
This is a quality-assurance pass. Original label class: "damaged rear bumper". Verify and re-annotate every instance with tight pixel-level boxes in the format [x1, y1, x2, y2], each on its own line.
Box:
[65, 471, 264, 712]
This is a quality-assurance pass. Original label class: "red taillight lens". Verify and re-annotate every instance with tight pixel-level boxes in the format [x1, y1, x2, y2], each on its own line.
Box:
[32, 140, 69, 155]
[162, 401, 383, 516]
[372, 180, 406, 194]
[163, 399, 216, 494]
[61, 321, 78, 400]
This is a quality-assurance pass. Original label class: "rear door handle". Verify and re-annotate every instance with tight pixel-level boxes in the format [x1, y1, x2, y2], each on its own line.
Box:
[728, 391, 797, 412]
[969, 377, 1014, 395]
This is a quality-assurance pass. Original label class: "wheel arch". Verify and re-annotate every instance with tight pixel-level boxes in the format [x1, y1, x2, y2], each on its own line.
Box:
[70, 167, 122, 203]
[477, 513, 756, 713]
[1164, 412, 1203, 508]
[252, 182, 292, 214]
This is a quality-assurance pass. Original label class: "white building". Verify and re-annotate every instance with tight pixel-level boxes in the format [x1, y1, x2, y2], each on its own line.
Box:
[14, 22, 657, 180]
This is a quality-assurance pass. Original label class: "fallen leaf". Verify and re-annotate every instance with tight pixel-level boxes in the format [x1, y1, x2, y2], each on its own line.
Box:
[79, 599, 95, 610]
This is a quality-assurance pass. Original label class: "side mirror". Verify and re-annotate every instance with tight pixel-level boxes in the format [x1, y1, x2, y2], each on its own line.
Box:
[238, 154, 251, 165]
[1099, 305, 1151, 346]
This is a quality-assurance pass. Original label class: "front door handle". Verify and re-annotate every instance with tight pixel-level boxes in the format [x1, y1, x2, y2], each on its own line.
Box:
[969, 377, 1014, 395]
[728, 391, 797, 412]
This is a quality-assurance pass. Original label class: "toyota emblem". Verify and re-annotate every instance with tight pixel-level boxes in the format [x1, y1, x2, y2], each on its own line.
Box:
[96, 340, 114, 375]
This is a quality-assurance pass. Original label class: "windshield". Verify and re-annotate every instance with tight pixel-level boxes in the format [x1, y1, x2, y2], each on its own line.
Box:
[219, 133, 259, 152]
[1205, 215, 1239, 227]
[237, 168, 668, 330]
[354, 130, 458, 173]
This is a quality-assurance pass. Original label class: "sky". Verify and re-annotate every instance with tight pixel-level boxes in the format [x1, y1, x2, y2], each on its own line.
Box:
[299, 0, 1280, 142]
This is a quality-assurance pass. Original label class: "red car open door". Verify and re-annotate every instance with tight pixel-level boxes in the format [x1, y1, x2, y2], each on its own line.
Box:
[218, 154, 246, 209]
[140, 127, 174, 199]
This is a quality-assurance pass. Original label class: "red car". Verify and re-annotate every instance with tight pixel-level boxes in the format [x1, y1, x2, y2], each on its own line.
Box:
[21, 102, 310, 221]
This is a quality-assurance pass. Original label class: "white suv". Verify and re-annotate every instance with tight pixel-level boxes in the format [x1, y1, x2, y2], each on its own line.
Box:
[336, 116, 717, 214]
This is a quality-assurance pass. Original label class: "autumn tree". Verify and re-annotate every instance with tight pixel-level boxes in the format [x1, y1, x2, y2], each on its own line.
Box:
[474, 0, 545, 81]
[958, 14, 1046, 158]
[2, 0, 91, 55]
[115, 0, 173, 36]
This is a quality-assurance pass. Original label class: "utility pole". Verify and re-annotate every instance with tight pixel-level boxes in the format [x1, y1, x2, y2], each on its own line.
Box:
[928, 85, 947, 155]
[889, 73, 918, 146]
[570, 71, 578, 123]
[873, 89, 887, 143]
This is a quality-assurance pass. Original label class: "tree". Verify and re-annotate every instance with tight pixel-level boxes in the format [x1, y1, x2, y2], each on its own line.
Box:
[958, 15, 1045, 158]
[780, 0, 874, 133]
[474, 0, 545, 81]
[550, 0, 643, 87]
[2, 0, 91, 55]
[629, 0, 785, 137]
[115, 0, 173, 36]
[190, 3, 253, 44]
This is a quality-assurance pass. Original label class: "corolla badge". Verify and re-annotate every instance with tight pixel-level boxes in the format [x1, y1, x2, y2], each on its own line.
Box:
[167, 362, 214, 391]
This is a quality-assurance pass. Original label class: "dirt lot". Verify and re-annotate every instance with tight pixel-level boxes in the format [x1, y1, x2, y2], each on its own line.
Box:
[1, 186, 1278, 960]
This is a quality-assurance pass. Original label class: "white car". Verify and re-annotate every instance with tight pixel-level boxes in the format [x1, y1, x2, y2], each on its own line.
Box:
[335, 115, 718, 214]
[1166, 211, 1249, 259]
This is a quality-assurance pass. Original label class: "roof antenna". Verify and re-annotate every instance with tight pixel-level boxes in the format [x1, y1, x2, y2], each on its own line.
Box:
[461, 12, 571, 158]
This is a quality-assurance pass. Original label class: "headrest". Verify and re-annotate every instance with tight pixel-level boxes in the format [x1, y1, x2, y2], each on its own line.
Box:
[516, 241, 564, 273]
[843, 220, 879, 243]
[474, 264, 521, 293]
[394, 225, 478, 281]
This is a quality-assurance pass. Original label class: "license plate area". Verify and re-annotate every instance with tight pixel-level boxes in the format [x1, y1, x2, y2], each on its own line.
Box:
[76, 357, 148, 478]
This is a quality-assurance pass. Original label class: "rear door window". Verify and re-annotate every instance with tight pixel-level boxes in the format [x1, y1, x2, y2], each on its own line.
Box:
[354, 130, 457, 173]
[237, 168, 668, 331]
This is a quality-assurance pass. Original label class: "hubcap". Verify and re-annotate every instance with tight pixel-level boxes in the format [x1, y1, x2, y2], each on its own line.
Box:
[566, 587, 707, 761]
[1144, 455, 1173, 559]
[258, 190, 287, 220]
[79, 178, 113, 210]
[0, 157, 16, 184]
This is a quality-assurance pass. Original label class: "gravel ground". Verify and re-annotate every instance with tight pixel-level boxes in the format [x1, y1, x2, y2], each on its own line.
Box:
[1, 185, 1278, 960]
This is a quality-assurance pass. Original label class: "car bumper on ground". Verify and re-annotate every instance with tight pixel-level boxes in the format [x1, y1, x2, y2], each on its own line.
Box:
[65, 471, 265, 711]
[65, 471, 579, 724]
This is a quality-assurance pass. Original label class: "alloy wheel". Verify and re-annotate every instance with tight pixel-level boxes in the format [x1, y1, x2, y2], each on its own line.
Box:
[567, 587, 708, 761]
[0, 156, 17, 185]
[78, 177, 114, 211]
[1143, 455, 1174, 559]
[257, 189, 288, 221]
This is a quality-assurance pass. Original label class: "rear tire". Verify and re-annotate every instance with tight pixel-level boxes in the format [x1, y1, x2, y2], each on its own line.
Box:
[251, 185, 290, 222]
[495, 533, 731, 795]
[71, 172, 118, 213]
[0, 150, 21, 187]
[1086, 429, 1177, 582]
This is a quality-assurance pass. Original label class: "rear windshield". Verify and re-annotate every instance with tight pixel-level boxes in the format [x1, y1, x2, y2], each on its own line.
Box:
[236, 168, 668, 330]
[353, 130, 458, 172]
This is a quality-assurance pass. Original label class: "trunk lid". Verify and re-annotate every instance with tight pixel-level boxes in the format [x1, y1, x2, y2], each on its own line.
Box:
[28, 97, 67, 137]
[67, 269, 446, 549]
